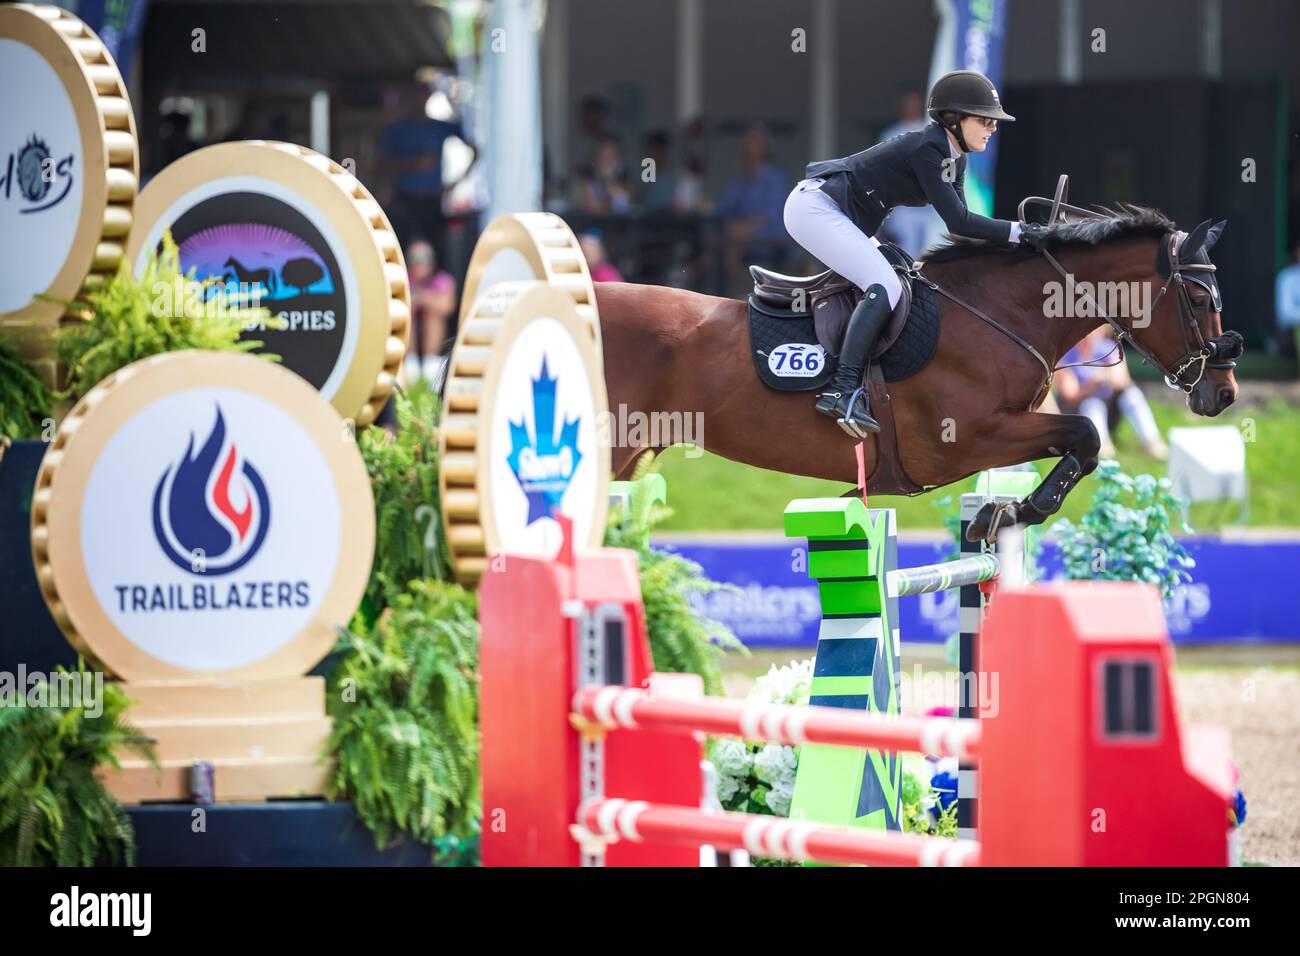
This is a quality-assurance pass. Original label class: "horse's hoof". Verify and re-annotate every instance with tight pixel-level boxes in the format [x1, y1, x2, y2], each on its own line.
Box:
[965, 501, 1021, 543]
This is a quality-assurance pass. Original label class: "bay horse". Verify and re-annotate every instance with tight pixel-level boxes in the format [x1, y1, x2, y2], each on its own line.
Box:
[596, 207, 1241, 541]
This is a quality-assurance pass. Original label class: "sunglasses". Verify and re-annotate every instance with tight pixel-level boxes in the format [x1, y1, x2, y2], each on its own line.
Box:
[971, 116, 998, 130]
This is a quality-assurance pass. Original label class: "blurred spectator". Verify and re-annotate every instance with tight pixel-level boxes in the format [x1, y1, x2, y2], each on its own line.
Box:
[575, 97, 613, 174]
[150, 105, 198, 178]
[1274, 242, 1300, 360]
[401, 238, 457, 386]
[673, 116, 710, 213]
[638, 130, 677, 211]
[380, 82, 474, 266]
[580, 230, 623, 282]
[1056, 327, 1167, 460]
[877, 91, 945, 259]
[717, 124, 791, 289]
[576, 135, 631, 214]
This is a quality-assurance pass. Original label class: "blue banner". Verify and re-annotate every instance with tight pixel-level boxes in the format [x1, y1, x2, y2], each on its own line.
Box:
[72, 0, 150, 77]
[661, 535, 1300, 648]
[950, 0, 1007, 217]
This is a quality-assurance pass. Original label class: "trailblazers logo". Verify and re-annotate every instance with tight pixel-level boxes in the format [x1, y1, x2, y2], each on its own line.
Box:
[152, 406, 271, 575]
[506, 356, 582, 525]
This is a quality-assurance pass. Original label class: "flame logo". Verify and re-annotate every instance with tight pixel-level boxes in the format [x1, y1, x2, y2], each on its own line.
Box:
[152, 406, 271, 575]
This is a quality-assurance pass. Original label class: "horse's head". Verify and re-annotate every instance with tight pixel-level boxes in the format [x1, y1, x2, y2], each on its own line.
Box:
[1129, 218, 1240, 417]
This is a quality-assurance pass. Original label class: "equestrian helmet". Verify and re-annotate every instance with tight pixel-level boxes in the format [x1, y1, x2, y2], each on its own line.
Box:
[927, 70, 1016, 122]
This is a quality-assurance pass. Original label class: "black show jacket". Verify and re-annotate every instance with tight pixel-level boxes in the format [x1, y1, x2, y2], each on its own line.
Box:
[804, 122, 1014, 242]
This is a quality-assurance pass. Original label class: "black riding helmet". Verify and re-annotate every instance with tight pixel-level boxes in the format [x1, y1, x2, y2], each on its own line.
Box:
[927, 70, 1015, 152]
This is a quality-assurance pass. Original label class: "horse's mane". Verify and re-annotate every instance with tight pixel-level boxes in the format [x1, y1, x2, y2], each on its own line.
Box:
[920, 204, 1175, 264]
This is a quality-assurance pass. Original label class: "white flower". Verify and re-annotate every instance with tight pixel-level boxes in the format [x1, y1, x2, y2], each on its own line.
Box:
[753, 742, 798, 786]
[709, 738, 754, 802]
[751, 658, 814, 707]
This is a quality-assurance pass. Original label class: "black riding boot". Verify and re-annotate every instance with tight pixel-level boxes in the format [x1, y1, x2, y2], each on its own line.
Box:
[815, 284, 892, 437]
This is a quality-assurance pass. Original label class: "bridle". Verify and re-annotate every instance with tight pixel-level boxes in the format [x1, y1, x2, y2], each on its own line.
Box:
[1040, 230, 1239, 394]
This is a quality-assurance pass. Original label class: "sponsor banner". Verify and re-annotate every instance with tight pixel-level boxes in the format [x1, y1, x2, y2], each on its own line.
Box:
[660, 535, 1300, 647]
[76, 0, 151, 77]
[32, 351, 375, 680]
[127, 142, 409, 426]
[490, 317, 604, 558]
[928, 0, 1008, 217]
[0, 4, 138, 338]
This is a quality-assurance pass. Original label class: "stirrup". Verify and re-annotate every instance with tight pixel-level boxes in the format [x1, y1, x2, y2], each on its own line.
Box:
[837, 387, 880, 438]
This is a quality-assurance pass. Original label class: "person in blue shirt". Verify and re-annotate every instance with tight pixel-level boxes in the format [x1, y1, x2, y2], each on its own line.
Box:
[1275, 242, 1300, 363]
[718, 125, 793, 291]
[379, 82, 476, 265]
[1055, 327, 1166, 460]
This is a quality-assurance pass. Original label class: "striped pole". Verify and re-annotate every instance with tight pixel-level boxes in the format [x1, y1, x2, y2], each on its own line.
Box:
[956, 493, 986, 841]
[575, 686, 982, 760]
[887, 553, 1001, 597]
[577, 798, 981, 867]
[956, 469, 1039, 840]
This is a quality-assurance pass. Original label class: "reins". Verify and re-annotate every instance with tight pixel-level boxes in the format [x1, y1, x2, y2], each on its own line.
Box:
[911, 222, 1231, 409]
[907, 267, 1056, 409]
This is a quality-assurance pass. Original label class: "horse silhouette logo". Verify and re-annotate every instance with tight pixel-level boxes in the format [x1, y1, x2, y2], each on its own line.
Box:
[179, 223, 335, 302]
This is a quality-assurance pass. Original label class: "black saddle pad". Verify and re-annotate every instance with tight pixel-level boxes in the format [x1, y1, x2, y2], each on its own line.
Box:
[747, 280, 941, 393]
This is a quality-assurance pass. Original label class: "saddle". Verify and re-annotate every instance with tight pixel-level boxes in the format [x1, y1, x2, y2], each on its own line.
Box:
[750, 241, 916, 360]
[745, 242, 940, 497]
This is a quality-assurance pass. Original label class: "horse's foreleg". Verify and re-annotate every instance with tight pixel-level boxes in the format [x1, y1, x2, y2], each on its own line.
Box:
[966, 412, 1101, 543]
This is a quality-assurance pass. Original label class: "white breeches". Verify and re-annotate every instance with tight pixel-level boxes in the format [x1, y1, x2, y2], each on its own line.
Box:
[783, 177, 903, 308]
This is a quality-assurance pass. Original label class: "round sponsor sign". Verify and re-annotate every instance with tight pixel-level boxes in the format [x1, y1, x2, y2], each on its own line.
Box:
[31, 350, 374, 680]
[126, 141, 409, 426]
[0, 4, 138, 366]
[440, 281, 609, 585]
[460, 213, 601, 349]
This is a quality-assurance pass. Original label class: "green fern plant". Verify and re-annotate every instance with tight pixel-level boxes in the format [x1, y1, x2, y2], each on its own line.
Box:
[52, 231, 278, 402]
[604, 460, 743, 696]
[0, 335, 54, 441]
[0, 661, 153, 866]
[355, 381, 452, 621]
[325, 580, 480, 863]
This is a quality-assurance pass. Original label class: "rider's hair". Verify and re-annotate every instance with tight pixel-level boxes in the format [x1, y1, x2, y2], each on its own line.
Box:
[935, 110, 962, 127]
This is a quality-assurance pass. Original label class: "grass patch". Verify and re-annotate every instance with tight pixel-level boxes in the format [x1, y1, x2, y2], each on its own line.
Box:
[653, 396, 1299, 531]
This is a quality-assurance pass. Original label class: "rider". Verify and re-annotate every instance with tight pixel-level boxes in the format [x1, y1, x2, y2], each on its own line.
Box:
[784, 69, 1049, 434]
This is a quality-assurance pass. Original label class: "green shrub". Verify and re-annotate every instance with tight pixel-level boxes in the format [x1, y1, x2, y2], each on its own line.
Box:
[604, 466, 742, 695]
[354, 383, 452, 621]
[325, 581, 480, 862]
[1051, 460, 1194, 598]
[0, 336, 55, 441]
[53, 231, 277, 401]
[0, 663, 152, 866]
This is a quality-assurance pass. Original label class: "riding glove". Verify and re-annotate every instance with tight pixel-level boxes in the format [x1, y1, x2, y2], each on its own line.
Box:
[1018, 221, 1050, 252]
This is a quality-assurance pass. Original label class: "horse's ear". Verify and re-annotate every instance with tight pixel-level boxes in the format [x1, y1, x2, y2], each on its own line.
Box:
[1181, 219, 1212, 258]
[1204, 219, 1227, 251]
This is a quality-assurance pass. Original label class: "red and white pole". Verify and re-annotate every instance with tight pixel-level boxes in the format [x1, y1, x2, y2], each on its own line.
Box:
[577, 798, 981, 867]
[573, 686, 981, 761]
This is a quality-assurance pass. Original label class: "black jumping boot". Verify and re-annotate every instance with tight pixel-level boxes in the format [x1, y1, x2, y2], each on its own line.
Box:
[815, 284, 892, 437]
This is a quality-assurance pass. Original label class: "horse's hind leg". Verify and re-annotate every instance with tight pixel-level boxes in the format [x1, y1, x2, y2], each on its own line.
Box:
[966, 412, 1102, 543]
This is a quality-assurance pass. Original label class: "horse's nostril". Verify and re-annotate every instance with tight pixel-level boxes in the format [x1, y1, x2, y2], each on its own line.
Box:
[1218, 387, 1236, 408]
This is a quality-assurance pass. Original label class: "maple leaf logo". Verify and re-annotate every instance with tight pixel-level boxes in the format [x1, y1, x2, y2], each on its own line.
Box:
[506, 355, 582, 525]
